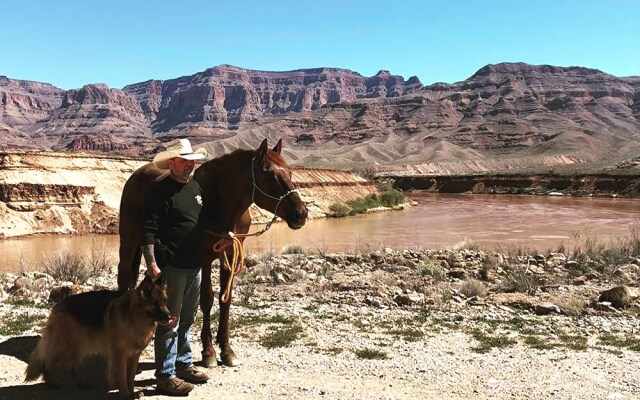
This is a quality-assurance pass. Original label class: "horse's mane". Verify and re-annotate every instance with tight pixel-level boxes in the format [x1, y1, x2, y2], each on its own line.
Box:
[203, 147, 287, 169]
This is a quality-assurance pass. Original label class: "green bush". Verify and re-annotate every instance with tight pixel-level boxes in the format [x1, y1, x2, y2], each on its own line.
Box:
[329, 203, 351, 218]
[347, 198, 369, 214]
[332, 188, 406, 217]
[380, 188, 405, 207]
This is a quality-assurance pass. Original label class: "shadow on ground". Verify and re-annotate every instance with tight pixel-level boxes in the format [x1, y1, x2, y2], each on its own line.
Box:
[0, 336, 39, 362]
[0, 336, 154, 399]
[0, 383, 120, 400]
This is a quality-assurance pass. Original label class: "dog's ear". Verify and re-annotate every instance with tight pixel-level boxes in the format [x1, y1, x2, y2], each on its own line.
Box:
[139, 273, 154, 288]
[137, 274, 154, 298]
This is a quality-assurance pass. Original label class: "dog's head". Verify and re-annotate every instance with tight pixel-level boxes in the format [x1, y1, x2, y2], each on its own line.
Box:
[136, 274, 172, 324]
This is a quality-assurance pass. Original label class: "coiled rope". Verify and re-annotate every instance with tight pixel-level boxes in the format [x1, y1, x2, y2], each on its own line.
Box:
[213, 232, 245, 303]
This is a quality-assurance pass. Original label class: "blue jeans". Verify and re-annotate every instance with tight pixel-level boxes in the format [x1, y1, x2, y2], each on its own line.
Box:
[155, 264, 201, 378]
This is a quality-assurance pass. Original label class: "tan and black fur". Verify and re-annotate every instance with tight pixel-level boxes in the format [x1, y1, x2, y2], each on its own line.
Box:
[25, 275, 171, 399]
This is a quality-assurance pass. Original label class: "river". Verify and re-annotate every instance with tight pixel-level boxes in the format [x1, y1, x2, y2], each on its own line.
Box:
[2, 193, 639, 273]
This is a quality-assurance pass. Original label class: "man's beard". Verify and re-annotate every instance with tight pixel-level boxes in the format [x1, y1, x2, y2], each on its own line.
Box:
[172, 169, 193, 182]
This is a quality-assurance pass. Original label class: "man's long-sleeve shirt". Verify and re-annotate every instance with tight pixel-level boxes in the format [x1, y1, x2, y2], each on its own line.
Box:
[140, 176, 204, 269]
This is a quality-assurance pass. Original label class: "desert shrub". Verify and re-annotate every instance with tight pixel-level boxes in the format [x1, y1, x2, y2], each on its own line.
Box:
[356, 165, 377, 181]
[42, 251, 88, 284]
[418, 261, 446, 282]
[480, 254, 499, 281]
[370, 270, 396, 287]
[459, 279, 486, 298]
[551, 293, 588, 316]
[85, 240, 115, 279]
[354, 348, 388, 360]
[500, 268, 540, 295]
[346, 199, 367, 214]
[329, 203, 351, 218]
[569, 227, 640, 276]
[470, 329, 517, 353]
[452, 239, 483, 251]
[282, 244, 305, 255]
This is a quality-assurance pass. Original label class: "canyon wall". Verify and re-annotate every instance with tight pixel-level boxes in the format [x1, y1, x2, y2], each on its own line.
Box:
[2, 63, 638, 174]
[0, 152, 377, 238]
[390, 174, 640, 198]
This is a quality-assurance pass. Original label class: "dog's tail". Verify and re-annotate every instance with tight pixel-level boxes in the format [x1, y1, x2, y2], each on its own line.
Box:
[24, 337, 46, 382]
[24, 326, 50, 382]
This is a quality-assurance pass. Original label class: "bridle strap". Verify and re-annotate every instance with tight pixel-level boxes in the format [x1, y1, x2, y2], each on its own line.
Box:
[249, 157, 299, 231]
[251, 157, 299, 203]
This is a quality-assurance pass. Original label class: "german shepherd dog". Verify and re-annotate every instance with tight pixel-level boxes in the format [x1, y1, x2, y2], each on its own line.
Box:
[25, 275, 171, 399]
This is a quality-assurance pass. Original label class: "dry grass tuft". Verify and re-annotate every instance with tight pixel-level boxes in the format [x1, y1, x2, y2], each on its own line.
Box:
[459, 279, 487, 298]
[550, 293, 588, 316]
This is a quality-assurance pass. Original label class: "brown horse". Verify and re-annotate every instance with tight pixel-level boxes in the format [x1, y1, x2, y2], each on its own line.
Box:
[117, 138, 308, 367]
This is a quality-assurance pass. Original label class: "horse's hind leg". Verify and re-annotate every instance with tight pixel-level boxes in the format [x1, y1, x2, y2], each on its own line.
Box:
[200, 261, 217, 368]
[217, 264, 238, 367]
[118, 242, 141, 291]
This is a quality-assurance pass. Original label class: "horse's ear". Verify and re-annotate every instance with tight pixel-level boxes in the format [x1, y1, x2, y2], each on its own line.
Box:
[257, 138, 268, 160]
[272, 139, 282, 154]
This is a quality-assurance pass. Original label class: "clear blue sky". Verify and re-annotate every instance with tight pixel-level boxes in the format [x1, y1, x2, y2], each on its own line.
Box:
[1, 0, 639, 90]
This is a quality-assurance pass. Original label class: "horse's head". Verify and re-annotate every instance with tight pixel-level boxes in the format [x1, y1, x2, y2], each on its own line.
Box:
[251, 138, 308, 229]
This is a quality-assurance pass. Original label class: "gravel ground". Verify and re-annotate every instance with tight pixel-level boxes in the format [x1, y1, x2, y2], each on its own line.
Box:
[0, 248, 639, 399]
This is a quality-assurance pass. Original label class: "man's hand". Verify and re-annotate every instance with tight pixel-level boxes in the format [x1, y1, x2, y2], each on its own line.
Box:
[147, 262, 161, 280]
[212, 237, 234, 253]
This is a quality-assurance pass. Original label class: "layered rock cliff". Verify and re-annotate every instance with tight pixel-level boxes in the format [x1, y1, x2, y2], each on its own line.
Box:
[122, 65, 421, 132]
[0, 77, 65, 148]
[0, 151, 377, 238]
[28, 84, 151, 151]
[0, 63, 638, 174]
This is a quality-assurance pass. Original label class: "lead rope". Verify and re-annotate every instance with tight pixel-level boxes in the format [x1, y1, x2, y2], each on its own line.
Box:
[213, 232, 245, 303]
[213, 157, 300, 303]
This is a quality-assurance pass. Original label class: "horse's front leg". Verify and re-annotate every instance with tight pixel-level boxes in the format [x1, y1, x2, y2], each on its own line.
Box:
[200, 259, 217, 368]
[217, 262, 238, 367]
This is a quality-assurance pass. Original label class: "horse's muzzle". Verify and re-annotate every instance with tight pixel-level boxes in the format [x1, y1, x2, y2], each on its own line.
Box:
[287, 206, 308, 230]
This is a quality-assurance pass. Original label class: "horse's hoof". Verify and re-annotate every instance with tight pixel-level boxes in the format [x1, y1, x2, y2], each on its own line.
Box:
[201, 354, 217, 368]
[220, 353, 240, 367]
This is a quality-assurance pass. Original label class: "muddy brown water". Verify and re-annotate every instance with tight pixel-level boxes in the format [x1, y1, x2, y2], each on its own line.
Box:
[2, 193, 639, 273]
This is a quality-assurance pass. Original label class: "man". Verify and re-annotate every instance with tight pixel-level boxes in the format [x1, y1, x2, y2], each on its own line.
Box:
[141, 138, 210, 396]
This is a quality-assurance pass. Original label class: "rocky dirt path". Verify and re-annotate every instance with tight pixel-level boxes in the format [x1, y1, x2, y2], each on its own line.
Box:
[1, 327, 638, 400]
[1, 248, 639, 399]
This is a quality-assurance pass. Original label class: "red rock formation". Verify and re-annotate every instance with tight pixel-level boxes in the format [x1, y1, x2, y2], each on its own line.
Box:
[123, 65, 421, 131]
[31, 84, 151, 149]
[0, 76, 64, 127]
[64, 133, 132, 152]
[1, 63, 638, 173]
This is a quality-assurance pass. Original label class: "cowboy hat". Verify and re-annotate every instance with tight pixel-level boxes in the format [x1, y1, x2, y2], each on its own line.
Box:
[153, 138, 208, 169]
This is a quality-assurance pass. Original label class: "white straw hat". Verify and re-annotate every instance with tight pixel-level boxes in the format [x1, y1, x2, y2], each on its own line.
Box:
[153, 138, 207, 169]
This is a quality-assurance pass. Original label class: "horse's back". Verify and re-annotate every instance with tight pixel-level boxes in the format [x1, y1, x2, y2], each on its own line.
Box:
[118, 163, 168, 289]
[119, 163, 169, 240]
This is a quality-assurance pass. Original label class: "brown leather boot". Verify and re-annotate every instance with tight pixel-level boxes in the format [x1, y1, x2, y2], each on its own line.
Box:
[156, 376, 194, 396]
